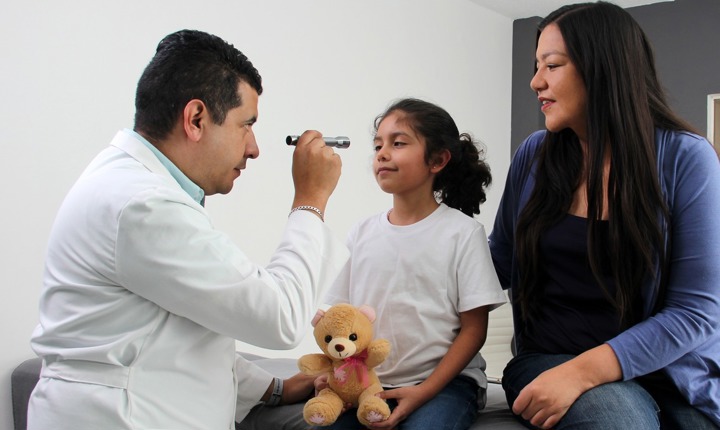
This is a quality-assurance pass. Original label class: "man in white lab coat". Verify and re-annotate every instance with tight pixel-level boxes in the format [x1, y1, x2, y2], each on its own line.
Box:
[28, 29, 349, 430]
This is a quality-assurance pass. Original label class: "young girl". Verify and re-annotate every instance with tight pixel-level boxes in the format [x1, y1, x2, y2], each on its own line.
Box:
[323, 98, 506, 429]
[490, 2, 720, 429]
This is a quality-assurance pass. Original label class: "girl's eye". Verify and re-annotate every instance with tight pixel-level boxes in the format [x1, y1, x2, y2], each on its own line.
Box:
[373, 145, 382, 152]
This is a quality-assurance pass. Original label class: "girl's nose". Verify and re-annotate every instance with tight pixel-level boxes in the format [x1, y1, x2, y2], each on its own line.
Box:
[376, 145, 389, 161]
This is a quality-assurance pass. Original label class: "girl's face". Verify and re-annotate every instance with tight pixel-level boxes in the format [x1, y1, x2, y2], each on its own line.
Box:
[531, 23, 588, 142]
[372, 112, 437, 197]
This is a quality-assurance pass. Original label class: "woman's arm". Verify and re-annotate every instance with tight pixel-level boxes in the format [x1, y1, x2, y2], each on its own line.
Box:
[489, 131, 545, 288]
[608, 135, 720, 378]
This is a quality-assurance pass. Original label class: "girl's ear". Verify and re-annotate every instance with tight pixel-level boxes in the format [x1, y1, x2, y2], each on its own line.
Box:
[430, 149, 451, 173]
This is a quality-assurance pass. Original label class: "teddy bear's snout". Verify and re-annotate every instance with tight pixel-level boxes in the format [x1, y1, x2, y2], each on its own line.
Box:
[327, 337, 358, 359]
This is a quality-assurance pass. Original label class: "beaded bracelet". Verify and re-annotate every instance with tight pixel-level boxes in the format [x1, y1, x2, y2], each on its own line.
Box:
[266, 377, 283, 406]
[289, 205, 324, 222]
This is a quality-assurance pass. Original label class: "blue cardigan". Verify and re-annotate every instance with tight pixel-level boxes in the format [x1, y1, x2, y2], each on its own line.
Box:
[489, 129, 720, 425]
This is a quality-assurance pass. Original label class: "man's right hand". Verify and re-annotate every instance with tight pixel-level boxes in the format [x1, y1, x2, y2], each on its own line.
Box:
[291, 130, 342, 215]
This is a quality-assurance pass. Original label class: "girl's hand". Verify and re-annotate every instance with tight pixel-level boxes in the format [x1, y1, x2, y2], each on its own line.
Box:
[312, 374, 352, 411]
[368, 385, 430, 429]
[313, 374, 329, 396]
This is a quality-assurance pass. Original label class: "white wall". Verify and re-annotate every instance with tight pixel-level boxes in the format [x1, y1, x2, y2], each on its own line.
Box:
[0, 1, 512, 428]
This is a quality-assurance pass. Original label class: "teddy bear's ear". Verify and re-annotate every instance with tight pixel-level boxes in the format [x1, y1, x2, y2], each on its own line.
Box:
[357, 305, 376, 323]
[310, 309, 325, 327]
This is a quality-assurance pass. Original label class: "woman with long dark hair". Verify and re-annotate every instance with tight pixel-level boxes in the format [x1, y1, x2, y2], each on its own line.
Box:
[489, 2, 720, 429]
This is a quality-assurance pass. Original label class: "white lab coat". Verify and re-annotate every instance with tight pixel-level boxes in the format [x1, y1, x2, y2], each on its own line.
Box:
[28, 130, 349, 430]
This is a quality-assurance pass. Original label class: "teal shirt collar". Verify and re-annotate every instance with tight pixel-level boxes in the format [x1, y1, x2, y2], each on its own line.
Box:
[127, 129, 205, 206]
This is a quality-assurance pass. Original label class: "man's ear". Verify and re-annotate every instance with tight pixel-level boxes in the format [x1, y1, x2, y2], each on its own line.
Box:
[183, 99, 207, 142]
[430, 149, 451, 173]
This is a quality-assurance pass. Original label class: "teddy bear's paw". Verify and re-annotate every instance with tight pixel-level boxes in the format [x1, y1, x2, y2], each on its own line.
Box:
[304, 396, 342, 426]
[365, 410, 385, 423]
[305, 410, 333, 426]
[308, 413, 328, 425]
[357, 398, 390, 426]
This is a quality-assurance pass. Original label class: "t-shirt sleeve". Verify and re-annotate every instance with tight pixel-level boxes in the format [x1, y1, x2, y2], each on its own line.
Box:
[457, 223, 507, 313]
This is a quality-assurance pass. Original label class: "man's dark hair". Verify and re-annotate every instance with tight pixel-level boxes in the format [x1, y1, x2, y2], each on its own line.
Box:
[134, 29, 263, 142]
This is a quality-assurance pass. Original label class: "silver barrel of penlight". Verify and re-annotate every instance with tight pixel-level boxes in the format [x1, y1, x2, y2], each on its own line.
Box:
[285, 135, 351, 148]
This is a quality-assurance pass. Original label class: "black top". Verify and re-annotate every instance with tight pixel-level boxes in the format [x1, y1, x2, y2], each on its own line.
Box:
[521, 214, 622, 355]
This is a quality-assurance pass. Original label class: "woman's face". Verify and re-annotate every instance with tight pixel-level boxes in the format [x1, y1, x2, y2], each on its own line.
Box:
[531, 23, 588, 142]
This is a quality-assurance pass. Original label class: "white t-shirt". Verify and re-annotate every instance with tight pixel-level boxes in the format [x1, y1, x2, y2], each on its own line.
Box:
[325, 204, 506, 387]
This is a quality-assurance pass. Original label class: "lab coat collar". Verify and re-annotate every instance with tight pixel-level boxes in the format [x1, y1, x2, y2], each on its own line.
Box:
[112, 129, 206, 206]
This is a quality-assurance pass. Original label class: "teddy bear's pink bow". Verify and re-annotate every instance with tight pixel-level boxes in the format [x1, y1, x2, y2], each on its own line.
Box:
[334, 349, 369, 388]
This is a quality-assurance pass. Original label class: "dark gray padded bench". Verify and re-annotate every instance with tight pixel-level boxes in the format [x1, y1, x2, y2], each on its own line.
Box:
[12, 354, 522, 430]
[237, 355, 523, 430]
[13, 304, 521, 429]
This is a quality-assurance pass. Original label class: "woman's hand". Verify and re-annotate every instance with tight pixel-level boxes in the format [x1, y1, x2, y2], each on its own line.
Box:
[513, 344, 623, 429]
[512, 364, 584, 428]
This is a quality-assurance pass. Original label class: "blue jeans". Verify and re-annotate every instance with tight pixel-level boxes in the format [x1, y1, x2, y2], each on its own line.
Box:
[320, 375, 479, 430]
[503, 352, 718, 429]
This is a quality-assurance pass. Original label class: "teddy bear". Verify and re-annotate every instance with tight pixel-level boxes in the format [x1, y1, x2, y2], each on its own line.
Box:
[297, 303, 392, 427]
